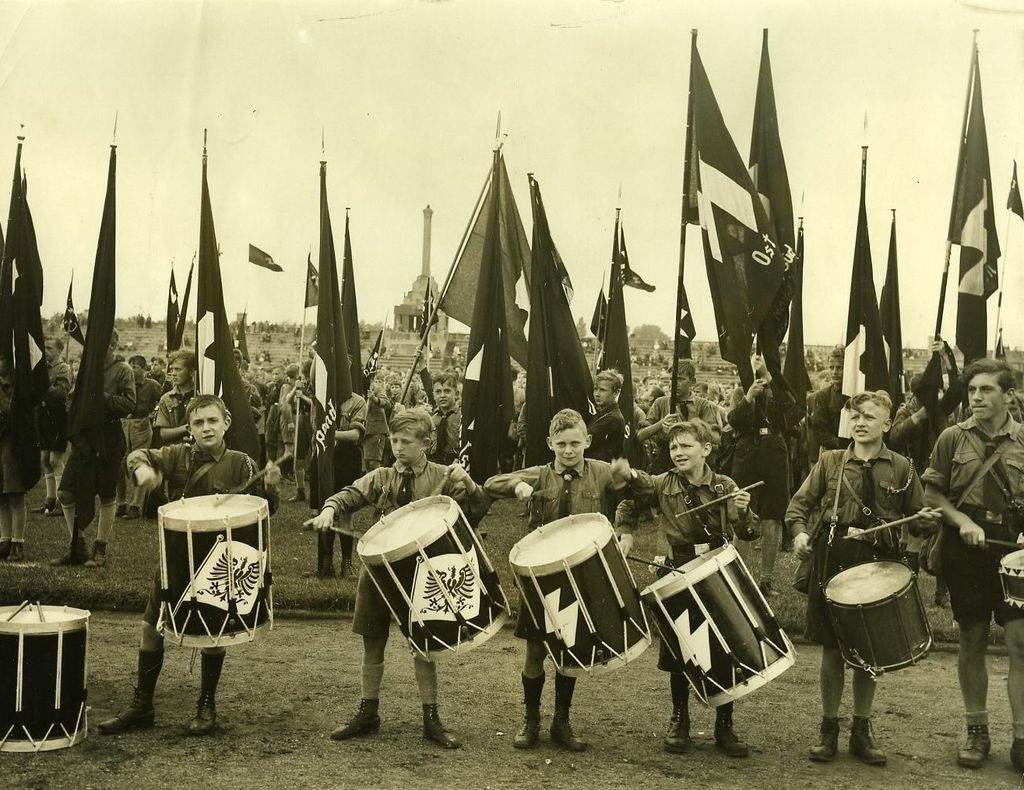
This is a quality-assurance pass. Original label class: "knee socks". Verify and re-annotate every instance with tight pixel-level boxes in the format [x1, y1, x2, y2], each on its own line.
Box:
[413, 658, 438, 706]
[96, 500, 116, 544]
[361, 662, 385, 701]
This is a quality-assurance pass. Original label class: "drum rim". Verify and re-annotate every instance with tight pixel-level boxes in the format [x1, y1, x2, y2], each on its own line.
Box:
[640, 544, 738, 600]
[0, 605, 90, 635]
[159, 494, 270, 530]
[824, 560, 914, 606]
[508, 513, 612, 577]
[358, 495, 460, 564]
[1000, 548, 1024, 572]
[555, 632, 652, 677]
[702, 643, 796, 707]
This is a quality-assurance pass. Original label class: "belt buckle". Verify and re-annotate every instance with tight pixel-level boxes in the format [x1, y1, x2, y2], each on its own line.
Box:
[985, 510, 1003, 524]
[695, 543, 711, 556]
[759, 427, 770, 436]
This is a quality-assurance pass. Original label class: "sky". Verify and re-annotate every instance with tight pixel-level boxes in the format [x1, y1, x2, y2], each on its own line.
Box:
[1, 0, 1023, 351]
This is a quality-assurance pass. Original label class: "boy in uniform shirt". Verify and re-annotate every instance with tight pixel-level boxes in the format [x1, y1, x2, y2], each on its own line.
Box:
[482, 408, 633, 752]
[306, 409, 488, 749]
[97, 394, 281, 736]
[429, 370, 462, 465]
[614, 419, 758, 758]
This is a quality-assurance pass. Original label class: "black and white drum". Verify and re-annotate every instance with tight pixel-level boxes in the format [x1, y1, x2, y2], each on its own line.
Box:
[0, 603, 90, 752]
[358, 495, 509, 660]
[642, 544, 795, 707]
[158, 494, 273, 647]
[1000, 549, 1024, 608]
[509, 514, 651, 676]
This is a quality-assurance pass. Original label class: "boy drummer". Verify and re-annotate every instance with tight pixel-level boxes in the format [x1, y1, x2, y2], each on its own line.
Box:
[787, 390, 939, 766]
[306, 409, 488, 749]
[98, 394, 281, 736]
[614, 419, 758, 758]
[482, 408, 633, 752]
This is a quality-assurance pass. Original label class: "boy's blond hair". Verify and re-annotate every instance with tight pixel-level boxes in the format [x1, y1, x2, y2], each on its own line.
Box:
[846, 390, 892, 416]
[667, 418, 714, 447]
[549, 408, 586, 436]
[389, 409, 433, 440]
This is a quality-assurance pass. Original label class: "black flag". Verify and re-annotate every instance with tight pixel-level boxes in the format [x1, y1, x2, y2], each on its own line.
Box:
[362, 328, 383, 383]
[879, 211, 904, 408]
[166, 268, 179, 351]
[619, 229, 656, 292]
[782, 220, 810, 404]
[340, 212, 364, 395]
[248, 244, 283, 272]
[172, 259, 193, 352]
[62, 275, 86, 346]
[523, 175, 595, 466]
[304, 253, 318, 308]
[590, 286, 607, 341]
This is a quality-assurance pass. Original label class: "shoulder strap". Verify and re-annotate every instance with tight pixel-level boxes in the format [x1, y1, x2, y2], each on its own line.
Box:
[828, 456, 846, 527]
[183, 460, 218, 497]
[954, 433, 1012, 508]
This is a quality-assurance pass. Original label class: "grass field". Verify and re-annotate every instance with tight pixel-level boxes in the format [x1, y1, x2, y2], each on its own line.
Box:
[0, 481, 967, 645]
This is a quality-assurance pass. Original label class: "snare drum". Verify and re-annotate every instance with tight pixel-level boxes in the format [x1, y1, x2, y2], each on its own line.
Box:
[1000, 549, 1024, 607]
[642, 544, 794, 707]
[825, 561, 931, 674]
[509, 514, 650, 676]
[0, 603, 89, 752]
[358, 495, 509, 660]
[158, 494, 273, 647]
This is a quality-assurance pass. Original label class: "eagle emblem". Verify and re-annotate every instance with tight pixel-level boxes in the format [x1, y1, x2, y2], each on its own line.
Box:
[181, 535, 265, 616]
[410, 547, 481, 623]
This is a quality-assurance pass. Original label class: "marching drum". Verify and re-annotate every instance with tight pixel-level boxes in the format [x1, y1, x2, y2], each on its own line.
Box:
[0, 603, 90, 752]
[642, 544, 794, 707]
[158, 494, 273, 647]
[1000, 549, 1024, 608]
[358, 495, 509, 660]
[509, 514, 650, 677]
[825, 561, 931, 674]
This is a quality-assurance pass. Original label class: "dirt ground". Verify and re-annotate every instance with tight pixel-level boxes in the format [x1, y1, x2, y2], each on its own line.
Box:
[4, 612, 1023, 790]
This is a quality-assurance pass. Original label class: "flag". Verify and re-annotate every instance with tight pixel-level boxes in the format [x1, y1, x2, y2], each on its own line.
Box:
[172, 260, 194, 352]
[589, 286, 607, 340]
[996, 328, 1005, 359]
[440, 154, 532, 367]
[782, 221, 810, 404]
[195, 144, 260, 462]
[166, 268, 179, 351]
[66, 145, 117, 535]
[460, 149, 516, 482]
[675, 267, 696, 362]
[996, 161, 1024, 354]
[420, 277, 438, 340]
[879, 211, 904, 408]
[0, 139, 48, 494]
[248, 243, 283, 272]
[340, 212, 364, 395]
[62, 275, 85, 346]
[682, 35, 785, 389]
[618, 228, 655, 292]
[523, 175, 595, 466]
[599, 213, 640, 463]
[304, 254, 318, 308]
[949, 43, 1000, 365]
[839, 149, 889, 437]
[308, 160, 353, 510]
[362, 328, 383, 383]
[749, 29, 797, 388]
[236, 311, 250, 363]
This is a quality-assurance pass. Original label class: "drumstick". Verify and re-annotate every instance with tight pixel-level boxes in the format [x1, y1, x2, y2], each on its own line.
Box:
[212, 451, 293, 506]
[841, 513, 925, 539]
[36, 602, 45, 622]
[987, 538, 1024, 550]
[673, 481, 764, 518]
[4, 600, 30, 622]
[627, 554, 680, 574]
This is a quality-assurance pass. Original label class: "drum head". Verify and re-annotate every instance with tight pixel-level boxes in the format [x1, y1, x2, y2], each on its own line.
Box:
[359, 496, 460, 564]
[160, 494, 268, 530]
[825, 562, 912, 605]
[509, 514, 611, 576]
[0, 604, 90, 634]
[1002, 549, 1024, 572]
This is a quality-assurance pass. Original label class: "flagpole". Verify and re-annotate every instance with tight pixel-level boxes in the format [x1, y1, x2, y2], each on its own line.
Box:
[935, 31, 979, 340]
[593, 269, 606, 376]
[671, 28, 698, 412]
[994, 162, 1015, 352]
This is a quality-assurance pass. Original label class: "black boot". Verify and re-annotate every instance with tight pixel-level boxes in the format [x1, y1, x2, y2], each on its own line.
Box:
[809, 716, 840, 762]
[849, 715, 886, 766]
[98, 650, 164, 734]
[50, 535, 88, 567]
[550, 673, 586, 751]
[318, 532, 335, 578]
[0, 539, 11, 561]
[9, 542, 23, 562]
[339, 534, 354, 578]
[331, 698, 380, 740]
[714, 703, 749, 757]
[1011, 738, 1024, 771]
[184, 651, 223, 736]
[422, 703, 461, 749]
[956, 723, 991, 769]
[514, 673, 544, 750]
[84, 540, 108, 569]
[664, 674, 691, 754]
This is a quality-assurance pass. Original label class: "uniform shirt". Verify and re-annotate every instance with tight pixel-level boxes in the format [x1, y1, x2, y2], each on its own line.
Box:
[364, 391, 393, 438]
[430, 406, 462, 464]
[646, 393, 720, 473]
[922, 415, 1024, 509]
[102, 359, 137, 423]
[155, 386, 196, 433]
[337, 393, 368, 441]
[810, 383, 847, 454]
[46, 360, 73, 404]
[888, 393, 951, 471]
[616, 464, 758, 547]
[587, 404, 625, 462]
[130, 377, 163, 419]
[483, 459, 628, 529]
[728, 389, 803, 440]
[127, 442, 278, 513]
[786, 445, 923, 539]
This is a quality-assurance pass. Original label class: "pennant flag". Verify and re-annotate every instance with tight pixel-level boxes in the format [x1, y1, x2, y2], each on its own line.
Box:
[839, 149, 889, 437]
[235, 311, 250, 363]
[308, 160, 354, 510]
[995, 328, 1006, 359]
[460, 149, 516, 482]
[420, 277, 438, 343]
[195, 143, 260, 461]
[879, 211, 904, 409]
[362, 327, 383, 383]
[995, 161, 1024, 355]
[589, 286, 607, 341]
[618, 228, 656, 292]
[340, 212, 364, 395]
[248, 243, 283, 272]
[949, 43, 1000, 365]
[304, 253, 318, 308]
[0, 139, 48, 493]
[675, 268, 696, 362]
[440, 154, 532, 367]
[749, 29, 797, 388]
[172, 259, 194, 352]
[682, 35, 785, 388]
[599, 213, 640, 463]
[166, 268, 179, 351]
[523, 175, 595, 466]
[782, 220, 810, 404]
[66, 145, 118, 535]
[62, 275, 85, 345]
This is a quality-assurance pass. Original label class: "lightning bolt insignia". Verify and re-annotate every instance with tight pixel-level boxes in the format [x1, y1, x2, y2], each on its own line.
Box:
[543, 588, 579, 648]
[674, 609, 712, 673]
